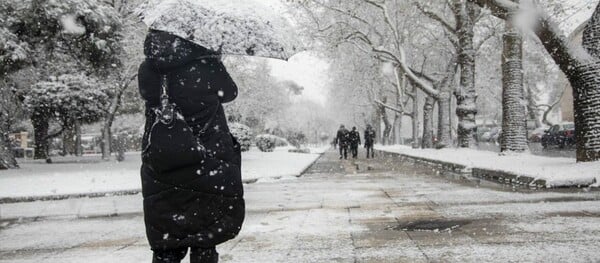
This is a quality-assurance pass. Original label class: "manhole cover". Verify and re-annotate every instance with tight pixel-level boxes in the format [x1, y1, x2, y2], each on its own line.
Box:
[391, 219, 471, 232]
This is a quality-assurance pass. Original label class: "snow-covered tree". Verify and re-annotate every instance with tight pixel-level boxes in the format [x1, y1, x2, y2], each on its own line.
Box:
[0, 0, 122, 162]
[99, 0, 145, 161]
[24, 74, 109, 160]
[470, 0, 600, 162]
[225, 58, 291, 132]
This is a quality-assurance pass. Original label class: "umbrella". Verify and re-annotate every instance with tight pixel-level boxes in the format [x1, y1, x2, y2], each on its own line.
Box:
[136, 0, 303, 60]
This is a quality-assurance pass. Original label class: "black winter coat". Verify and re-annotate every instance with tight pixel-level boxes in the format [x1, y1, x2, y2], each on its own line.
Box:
[335, 128, 350, 146]
[138, 30, 244, 250]
[364, 128, 376, 146]
[349, 131, 361, 146]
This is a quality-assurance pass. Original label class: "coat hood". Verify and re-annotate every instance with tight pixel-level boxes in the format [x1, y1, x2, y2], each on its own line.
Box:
[144, 30, 218, 71]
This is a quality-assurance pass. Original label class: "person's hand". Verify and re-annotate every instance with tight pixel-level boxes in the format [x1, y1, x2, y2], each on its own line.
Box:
[214, 46, 223, 61]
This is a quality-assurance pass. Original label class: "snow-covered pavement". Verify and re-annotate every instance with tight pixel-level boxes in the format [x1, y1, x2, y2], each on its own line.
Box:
[2, 149, 600, 262]
[376, 144, 600, 187]
[0, 147, 326, 201]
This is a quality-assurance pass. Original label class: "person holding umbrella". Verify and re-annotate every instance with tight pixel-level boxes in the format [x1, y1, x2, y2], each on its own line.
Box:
[135, 1, 304, 262]
[139, 29, 245, 263]
[136, 1, 302, 262]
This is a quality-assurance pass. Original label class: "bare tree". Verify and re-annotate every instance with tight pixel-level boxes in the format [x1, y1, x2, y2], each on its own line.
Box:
[300, 0, 460, 148]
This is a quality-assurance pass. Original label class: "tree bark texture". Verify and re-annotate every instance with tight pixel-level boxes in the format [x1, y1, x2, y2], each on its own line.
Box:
[422, 96, 435, 148]
[454, 0, 478, 148]
[569, 61, 600, 161]
[501, 20, 528, 152]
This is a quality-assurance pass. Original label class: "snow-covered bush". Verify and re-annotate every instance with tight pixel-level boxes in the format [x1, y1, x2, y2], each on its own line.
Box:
[286, 131, 307, 148]
[229, 122, 252, 152]
[255, 134, 288, 152]
[255, 135, 276, 152]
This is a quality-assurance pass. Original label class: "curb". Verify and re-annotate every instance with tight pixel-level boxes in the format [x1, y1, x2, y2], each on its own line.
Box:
[298, 149, 328, 177]
[377, 150, 595, 189]
[0, 189, 142, 204]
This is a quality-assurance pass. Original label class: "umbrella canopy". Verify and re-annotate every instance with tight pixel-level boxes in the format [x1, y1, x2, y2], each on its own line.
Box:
[137, 0, 303, 60]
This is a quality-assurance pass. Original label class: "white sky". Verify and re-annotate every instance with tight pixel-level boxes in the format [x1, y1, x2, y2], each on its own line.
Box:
[269, 52, 330, 105]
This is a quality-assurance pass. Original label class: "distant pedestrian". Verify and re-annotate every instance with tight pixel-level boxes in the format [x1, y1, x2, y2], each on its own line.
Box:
[349, 127, 361, 158]
[335, 125, 350, 159]
[364, 124, 376, 158]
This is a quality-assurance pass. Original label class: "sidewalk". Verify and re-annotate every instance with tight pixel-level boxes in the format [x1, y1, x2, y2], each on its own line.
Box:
[2, 149, 600, 262]
[376, 145, 600, 188]
[0, 147, 327, 203]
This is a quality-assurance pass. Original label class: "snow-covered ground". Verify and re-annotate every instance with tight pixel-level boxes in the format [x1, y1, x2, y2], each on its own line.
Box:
[0, 146, 327, 200]
[376, 145, 600, 188]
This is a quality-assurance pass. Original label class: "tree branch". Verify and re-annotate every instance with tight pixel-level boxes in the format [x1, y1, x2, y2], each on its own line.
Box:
[415, 2, 457, 34]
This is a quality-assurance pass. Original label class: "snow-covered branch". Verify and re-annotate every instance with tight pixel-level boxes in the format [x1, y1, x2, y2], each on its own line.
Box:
[415, 2, 457, 34]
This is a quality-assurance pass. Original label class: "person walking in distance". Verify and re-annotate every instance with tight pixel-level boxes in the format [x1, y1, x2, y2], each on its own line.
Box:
[349, 127, 361, 159]
[364, 124, 376, 158]
[335, 125, 350, 159]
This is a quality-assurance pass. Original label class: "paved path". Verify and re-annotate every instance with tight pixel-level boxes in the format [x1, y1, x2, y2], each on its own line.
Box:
[2, 149, 600, 262]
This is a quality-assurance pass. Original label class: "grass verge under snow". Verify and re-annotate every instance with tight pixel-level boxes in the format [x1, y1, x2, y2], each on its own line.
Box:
[0, 146, 327, 200]
[376, 145, 599, 188]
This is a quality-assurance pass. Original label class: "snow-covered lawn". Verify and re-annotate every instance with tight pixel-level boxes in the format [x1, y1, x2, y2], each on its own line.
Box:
[0, 146, 327, 200]
[376, 145, 600, 188]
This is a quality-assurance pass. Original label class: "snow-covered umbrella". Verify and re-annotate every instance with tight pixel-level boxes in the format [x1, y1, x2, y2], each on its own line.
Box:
[136, 0, 303, 61]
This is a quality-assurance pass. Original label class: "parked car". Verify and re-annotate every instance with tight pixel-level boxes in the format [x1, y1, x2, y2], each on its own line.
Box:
[479, 127, 502, 143]
[541, 122, 575, 149]
[528, 127, 547, 143]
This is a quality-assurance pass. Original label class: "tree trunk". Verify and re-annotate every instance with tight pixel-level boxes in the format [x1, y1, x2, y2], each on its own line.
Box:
[569, 61, 600, 161]
[32, 112, 50, 160]
[412, 87, 420, 149]
[0, 128, 18, 169]
[62, 121, 75, 155]
[102, 124, 112, 160]
[437, 91, 453, 148]
[75, 119, 83, 156]
[501, 17, 528, 152]
[374, 108, 382, 145]
[422, 96, 435, 148]
[392, 113, 401, 144]
[454, 0, 478, 148]
[379, 98, 393, 145]
[101, 73, 136, 160]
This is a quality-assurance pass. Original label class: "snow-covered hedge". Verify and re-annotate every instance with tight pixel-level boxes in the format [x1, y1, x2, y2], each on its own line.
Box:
[229, 122, 252, 152]
[255, 134, 288, 152]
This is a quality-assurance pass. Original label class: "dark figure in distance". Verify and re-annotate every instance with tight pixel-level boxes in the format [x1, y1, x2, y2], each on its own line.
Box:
[364, 124, 376, 158]
[335, 125, 350, 159]
[349, 127, 361, 159]
[138, 30, 245, 263]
